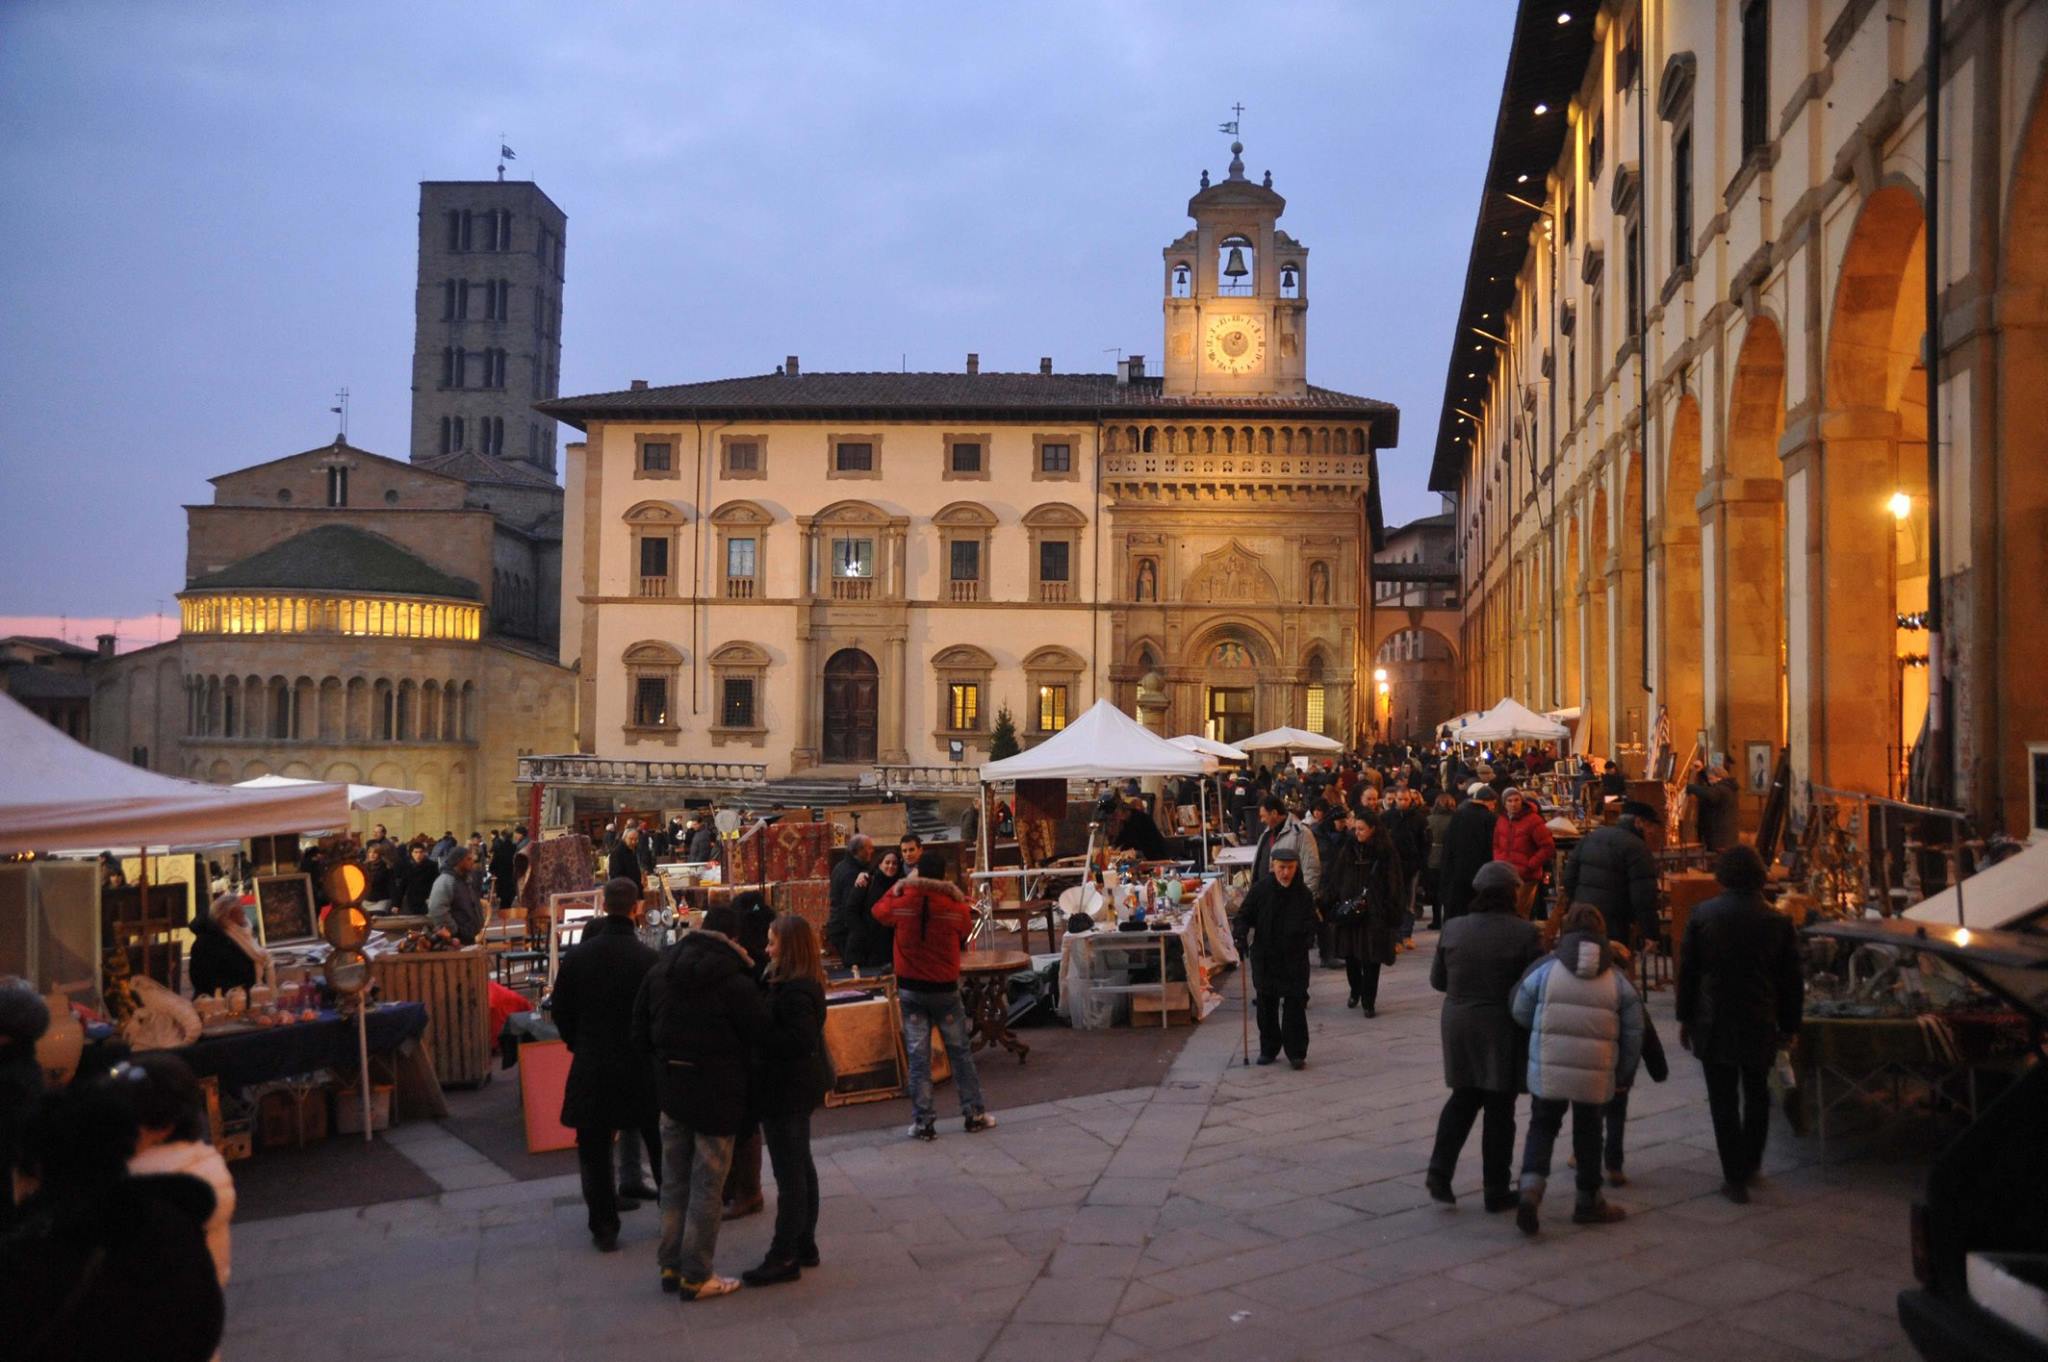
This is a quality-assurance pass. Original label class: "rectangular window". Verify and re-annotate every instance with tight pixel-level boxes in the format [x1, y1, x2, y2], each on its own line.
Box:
[456, 279, 470, 320]
[834, 441, 874, 472]
[720, 678, 756, 729]
[1672, 127, 1694, 267]
[1305, 685, 1326, 736]
[726, 537, 756, 579]
[950, 441, 983, 474]
[1037, 684, 1069, 733]
[949, 539, 980, 582]
[1038, 442, 1072, 475]
[638, 536, 669, 580]
[832, 537, 874, 579]
[640, 440, 672, 473]
[1741, 0, 1771, 158]
[1039, 540, 1070, 583]
[948, 682, 980, 731]
[326, 466, 348, 507]
[725, 440, 760, 474]
[1625, 219, 1642, 340]
[451, 416, 465, 450]
[1588, 116, 1604, 186]
[441, 279, 456, 320]
[633, 677, 669, 728]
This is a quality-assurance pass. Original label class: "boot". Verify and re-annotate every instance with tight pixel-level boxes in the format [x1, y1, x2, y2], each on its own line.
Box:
[1571, 1198, 1628, 1225]
[1516, 1175, 1544, 1236]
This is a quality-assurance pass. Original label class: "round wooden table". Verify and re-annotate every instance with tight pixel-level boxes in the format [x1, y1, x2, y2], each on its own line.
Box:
[959, 949, 1032, 1064]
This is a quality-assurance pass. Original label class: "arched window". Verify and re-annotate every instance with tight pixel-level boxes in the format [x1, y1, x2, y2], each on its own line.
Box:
[623, 642, 685, 733]
[624, 501, 687, 598]
[1170, 260, 1193, 298]
[1024, 647, 1086, 736]
[1279, 260, 1302, 299]
[711, 500, 773, 600]
[932, 644, 996, 736]
[1217, 235, 1255, 296]
[708, 642, 770, 739]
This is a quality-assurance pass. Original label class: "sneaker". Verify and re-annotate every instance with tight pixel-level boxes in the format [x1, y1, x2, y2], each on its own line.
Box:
[740, 1257, 801, 1287]
[678, 1275, 742, 1302]
[964, 1111, 998, 1134]
[660, 1268, 681, 1294]
[909, 1119, 938, 1142]
[1571, 1200, 1628, 1225]
[1515, 1197, 1541, 1236]
[1425, 1173, 1456, 1205]
[1603, 1167, 1629, 1187]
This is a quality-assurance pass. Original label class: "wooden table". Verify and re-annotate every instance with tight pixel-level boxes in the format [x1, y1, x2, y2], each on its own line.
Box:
[959, 949, 1031, 1064]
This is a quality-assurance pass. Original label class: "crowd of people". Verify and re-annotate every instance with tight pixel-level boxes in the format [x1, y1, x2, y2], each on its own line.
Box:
[1222, 743, 1804, 1233]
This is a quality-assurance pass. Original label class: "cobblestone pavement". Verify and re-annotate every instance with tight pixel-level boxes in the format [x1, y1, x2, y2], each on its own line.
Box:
[223, 936, 1920, 1362]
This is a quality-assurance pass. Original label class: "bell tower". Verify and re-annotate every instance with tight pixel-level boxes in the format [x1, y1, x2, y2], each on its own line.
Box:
[1162, 140, 1308, 398]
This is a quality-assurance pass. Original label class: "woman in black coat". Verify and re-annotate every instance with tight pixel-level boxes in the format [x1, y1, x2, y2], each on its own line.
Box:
[1317, 810, 1406, 1017]
[742, 913, 830, 1287]
[845, 850, 903, 972]
[552, 881, 662, 1251]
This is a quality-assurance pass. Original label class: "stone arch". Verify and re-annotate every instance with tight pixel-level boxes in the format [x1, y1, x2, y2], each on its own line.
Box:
[208, 759, 232, 784]
[1022, 645, 1086, 672]
[1813, 184, 1926, 795]
[1185, 617, 1281, 671]
[1588, 483, 1611, 758]
[280, 760, 315, 778]
[1660, 394, 1705, 752]
[1618, 448, 1647, 753]
[932, 500, 998, 528]
[240, 759, 270, 781]
[1721, 315, 1788, 757]
[931, 643, 996, 670]
[323, 761, 363, 784]
[345, 676, 368, 741]
[397, 679, 417, 741]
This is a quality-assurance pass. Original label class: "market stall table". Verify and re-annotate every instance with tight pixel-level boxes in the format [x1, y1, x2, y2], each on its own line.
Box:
[174, 1001, 444, 1117]
[1058, 895, 1235, 1031]
[959, 949, 1032, 1063]
[1798, 1010, 2032, 1148]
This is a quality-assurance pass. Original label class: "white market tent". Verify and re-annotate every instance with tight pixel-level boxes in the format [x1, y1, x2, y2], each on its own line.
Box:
[235, 773, 424, 812]
[1168, 734, 1250, 763]
[981, 699, 1209, 782]
[1454, 698, 1571, 744]
[1903, 839, 2048, 930]
[1238, 726, 1344, 754]
[0, 693, 351, 855]
[1438, 710, 1483, 736]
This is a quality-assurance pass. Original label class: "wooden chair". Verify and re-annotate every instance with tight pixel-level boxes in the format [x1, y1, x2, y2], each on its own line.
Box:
[987, 899, 1061, 956]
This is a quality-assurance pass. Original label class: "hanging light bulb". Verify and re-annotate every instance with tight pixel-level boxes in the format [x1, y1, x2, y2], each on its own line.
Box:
[1222, 246, 1249, 278]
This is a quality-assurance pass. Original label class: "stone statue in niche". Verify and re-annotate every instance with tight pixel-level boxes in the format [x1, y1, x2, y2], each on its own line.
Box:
[1134, 558, 1157, 602]
[1307, 561, 1330, 604]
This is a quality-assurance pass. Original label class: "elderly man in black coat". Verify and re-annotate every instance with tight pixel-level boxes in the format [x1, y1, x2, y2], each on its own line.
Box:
[1233, 846, 1319, 1069]
[1684, 758, 1741, 852]
[1437, 785, 1500, 923]
[824, 834, 875, 965]
[1426, 861, 1544, 1210]
[553, 877, 663, 1252]
[1678, 846, 1804, 1203]
[1560, 807, 1660, 943]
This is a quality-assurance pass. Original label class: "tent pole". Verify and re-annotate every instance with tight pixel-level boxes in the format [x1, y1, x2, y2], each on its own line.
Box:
[357, 998, 373, 1143]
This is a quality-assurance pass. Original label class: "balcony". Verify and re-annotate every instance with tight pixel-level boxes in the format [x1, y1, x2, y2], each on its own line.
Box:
[1037, 581, 1070, 603]
[876, 764, 981, 793]
[829, 577, 876, 602]
[724, 577, 756, 600]
[637, 576, 671, 599]
[948, 579, 981, 603]
[517, 754, 766, 791]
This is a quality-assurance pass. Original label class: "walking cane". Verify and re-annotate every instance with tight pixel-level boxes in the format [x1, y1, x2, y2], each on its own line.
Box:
[1240, 951, 1251, 1066]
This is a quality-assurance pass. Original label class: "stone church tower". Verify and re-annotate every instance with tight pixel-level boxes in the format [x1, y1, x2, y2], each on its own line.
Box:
[1162, 140, 1309, 399]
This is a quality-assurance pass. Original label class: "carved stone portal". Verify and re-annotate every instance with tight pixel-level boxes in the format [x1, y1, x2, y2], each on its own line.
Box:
[1183, 541, 1279, 604]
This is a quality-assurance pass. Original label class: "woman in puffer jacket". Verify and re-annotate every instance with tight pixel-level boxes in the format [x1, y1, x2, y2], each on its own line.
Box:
[1508, 903, 1643, 1235]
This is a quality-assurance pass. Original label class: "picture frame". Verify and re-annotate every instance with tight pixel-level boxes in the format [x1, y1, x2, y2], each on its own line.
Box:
[254, 872, 318, 946]
[1746, 741, 1773, 795]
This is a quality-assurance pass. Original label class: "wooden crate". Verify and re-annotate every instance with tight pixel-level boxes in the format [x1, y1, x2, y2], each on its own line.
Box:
[257, 1087, 328, 1149]
[374, 948, 493, 1086]
[1132, 983, 1194, 1027]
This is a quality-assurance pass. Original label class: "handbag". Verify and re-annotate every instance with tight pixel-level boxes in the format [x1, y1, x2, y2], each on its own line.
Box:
[1332, 897, 1369, 925]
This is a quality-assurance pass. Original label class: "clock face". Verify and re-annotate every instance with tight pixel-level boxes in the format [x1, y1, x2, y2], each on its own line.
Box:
[1204, 316, 1267, 374]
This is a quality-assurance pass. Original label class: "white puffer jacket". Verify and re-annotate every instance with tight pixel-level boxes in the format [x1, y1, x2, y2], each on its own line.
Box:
[1510, 932, 1645, 1104]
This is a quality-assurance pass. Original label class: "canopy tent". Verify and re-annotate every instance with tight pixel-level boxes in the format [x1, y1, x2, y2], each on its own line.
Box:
[1452, 698, 1570, 744]
[980, 699, 1209, 782]
[1904, 840, 2048, 931]
[1542, 706, 1587, 754]
[0, 693, 351, 855]
[235, 773, 424, 811]
[1168, 734, 1250, 763]
[1237, 726, 1344, 754]
[1437, 710, 1483, 736]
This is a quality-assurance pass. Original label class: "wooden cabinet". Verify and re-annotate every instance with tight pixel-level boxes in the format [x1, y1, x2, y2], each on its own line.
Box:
[374, 949, 492, 1086]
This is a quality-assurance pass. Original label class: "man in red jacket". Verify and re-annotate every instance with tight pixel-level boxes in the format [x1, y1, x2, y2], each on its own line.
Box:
[870, 853, 994, 1141]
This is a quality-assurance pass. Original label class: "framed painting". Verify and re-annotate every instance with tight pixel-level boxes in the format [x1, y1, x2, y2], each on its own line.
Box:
[254, 872, 318, 946]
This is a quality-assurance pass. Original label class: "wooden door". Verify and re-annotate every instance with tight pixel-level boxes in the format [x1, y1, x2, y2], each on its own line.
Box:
[822, 649, 879, 763]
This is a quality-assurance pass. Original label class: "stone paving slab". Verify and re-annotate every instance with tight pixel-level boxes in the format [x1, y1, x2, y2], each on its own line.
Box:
[221, 935, 1921, 1361]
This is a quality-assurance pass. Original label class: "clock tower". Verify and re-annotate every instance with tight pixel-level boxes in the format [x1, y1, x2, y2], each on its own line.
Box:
[1161, 140, 1308, 398]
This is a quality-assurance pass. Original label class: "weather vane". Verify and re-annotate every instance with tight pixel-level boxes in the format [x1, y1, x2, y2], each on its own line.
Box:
[1219, 102, 1245, 137]
[497, 134, 516, 181]
[330, 387, 349, 440]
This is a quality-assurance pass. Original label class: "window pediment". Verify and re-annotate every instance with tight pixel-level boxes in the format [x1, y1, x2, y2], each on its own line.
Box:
[707, 640, 770, 668]
[1023, 645, 1085, 671]
[933, 500, 998, 528]
[933, 644, 996, 670]
[809, 498, 899, 527]
[709, 499, 772, 526]
[1021, 502, 1087, 529]
[624, 500, 687, 525]
[623, 640, 684, 667]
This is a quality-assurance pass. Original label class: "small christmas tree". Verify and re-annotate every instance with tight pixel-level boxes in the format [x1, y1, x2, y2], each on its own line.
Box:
[990, 704, 1020, 760]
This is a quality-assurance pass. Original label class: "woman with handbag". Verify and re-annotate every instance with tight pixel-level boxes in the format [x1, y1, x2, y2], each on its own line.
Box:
[1317, 809, 1406, 1017]
[741, 913, 830, 1286]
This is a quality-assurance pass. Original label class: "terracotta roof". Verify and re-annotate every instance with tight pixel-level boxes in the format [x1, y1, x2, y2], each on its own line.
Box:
[184, 524, 480, 600]
[539, 371, 1399, 444]
[415, 449, 562, 491]
[3, 635, 96, 657]
[3, 664, 93, 700]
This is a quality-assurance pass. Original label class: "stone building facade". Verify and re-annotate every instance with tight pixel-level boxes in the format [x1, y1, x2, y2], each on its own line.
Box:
[1433, 0, 2046, 834]
[90, 439, 576, 837]
[1372, 511, 1460, 741]
[545, 146, 1398, 779]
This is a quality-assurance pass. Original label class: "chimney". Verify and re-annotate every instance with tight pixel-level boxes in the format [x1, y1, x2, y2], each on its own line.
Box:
[785, 354, 800, 377]
[1039, 356, 1053, 376]
[95, 633, 116, 659]
[628, 378, 648, 391]
[1116, 358, 1131, 387]
[1128, 355, 1146, 380]
[965, 352, 979, 375]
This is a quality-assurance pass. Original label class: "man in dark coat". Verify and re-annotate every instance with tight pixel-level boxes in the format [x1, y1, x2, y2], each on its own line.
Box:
[1684, 758, 1741, 852]
[823, 834, 874, 964]
[401, 841, 439, 913]
[686, 816, 719, 864]
[554, 877, 662, 1252]
[1426, 861, 1543, 1210]
[1559, 811, 1659, 943]
[1677, 846, 1804, 1203]
[1437, 785, 1500, 923]
[607, 825, 646, 888]
[489, 832, 519, 911]
[1233, 847, 1318, 1068]
[633, 906, 768, 1300]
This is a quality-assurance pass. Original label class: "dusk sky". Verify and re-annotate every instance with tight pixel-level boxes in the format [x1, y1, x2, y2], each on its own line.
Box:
[0, 1, 1510, 645]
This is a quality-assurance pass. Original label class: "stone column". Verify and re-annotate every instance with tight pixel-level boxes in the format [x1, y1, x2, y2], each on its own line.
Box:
[791, 627, 818, 771]
[880, 631, 909, 765]
[1703, 475, 1785, 774]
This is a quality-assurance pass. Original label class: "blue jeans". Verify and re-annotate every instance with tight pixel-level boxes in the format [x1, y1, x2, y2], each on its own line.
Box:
[760, 1111, 819, 1260]
[900, 986, 985, 1124]
[656, 1114, 734, 1282]
[1519, 1097, 1604, 1206]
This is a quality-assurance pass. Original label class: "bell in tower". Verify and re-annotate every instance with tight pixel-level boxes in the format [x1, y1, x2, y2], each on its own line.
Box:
[1222, 246, 1249, 280]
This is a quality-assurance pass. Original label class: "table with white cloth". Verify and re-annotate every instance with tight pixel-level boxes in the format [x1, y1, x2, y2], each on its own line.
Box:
[1056, 879, 1240, 1029]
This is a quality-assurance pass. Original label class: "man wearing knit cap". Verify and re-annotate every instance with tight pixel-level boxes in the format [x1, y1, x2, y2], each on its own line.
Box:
[1438, 785, 1501, 924]
[1233, 846, 1318, 1069]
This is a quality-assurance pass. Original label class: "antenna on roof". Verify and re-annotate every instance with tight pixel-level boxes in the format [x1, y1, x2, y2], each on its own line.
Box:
[1103, 346, 1124, 362]
[330, 387, 349, 441]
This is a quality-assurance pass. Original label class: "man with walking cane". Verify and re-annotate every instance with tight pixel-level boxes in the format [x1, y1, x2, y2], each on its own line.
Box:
[1232, 846, 1317, 1070]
